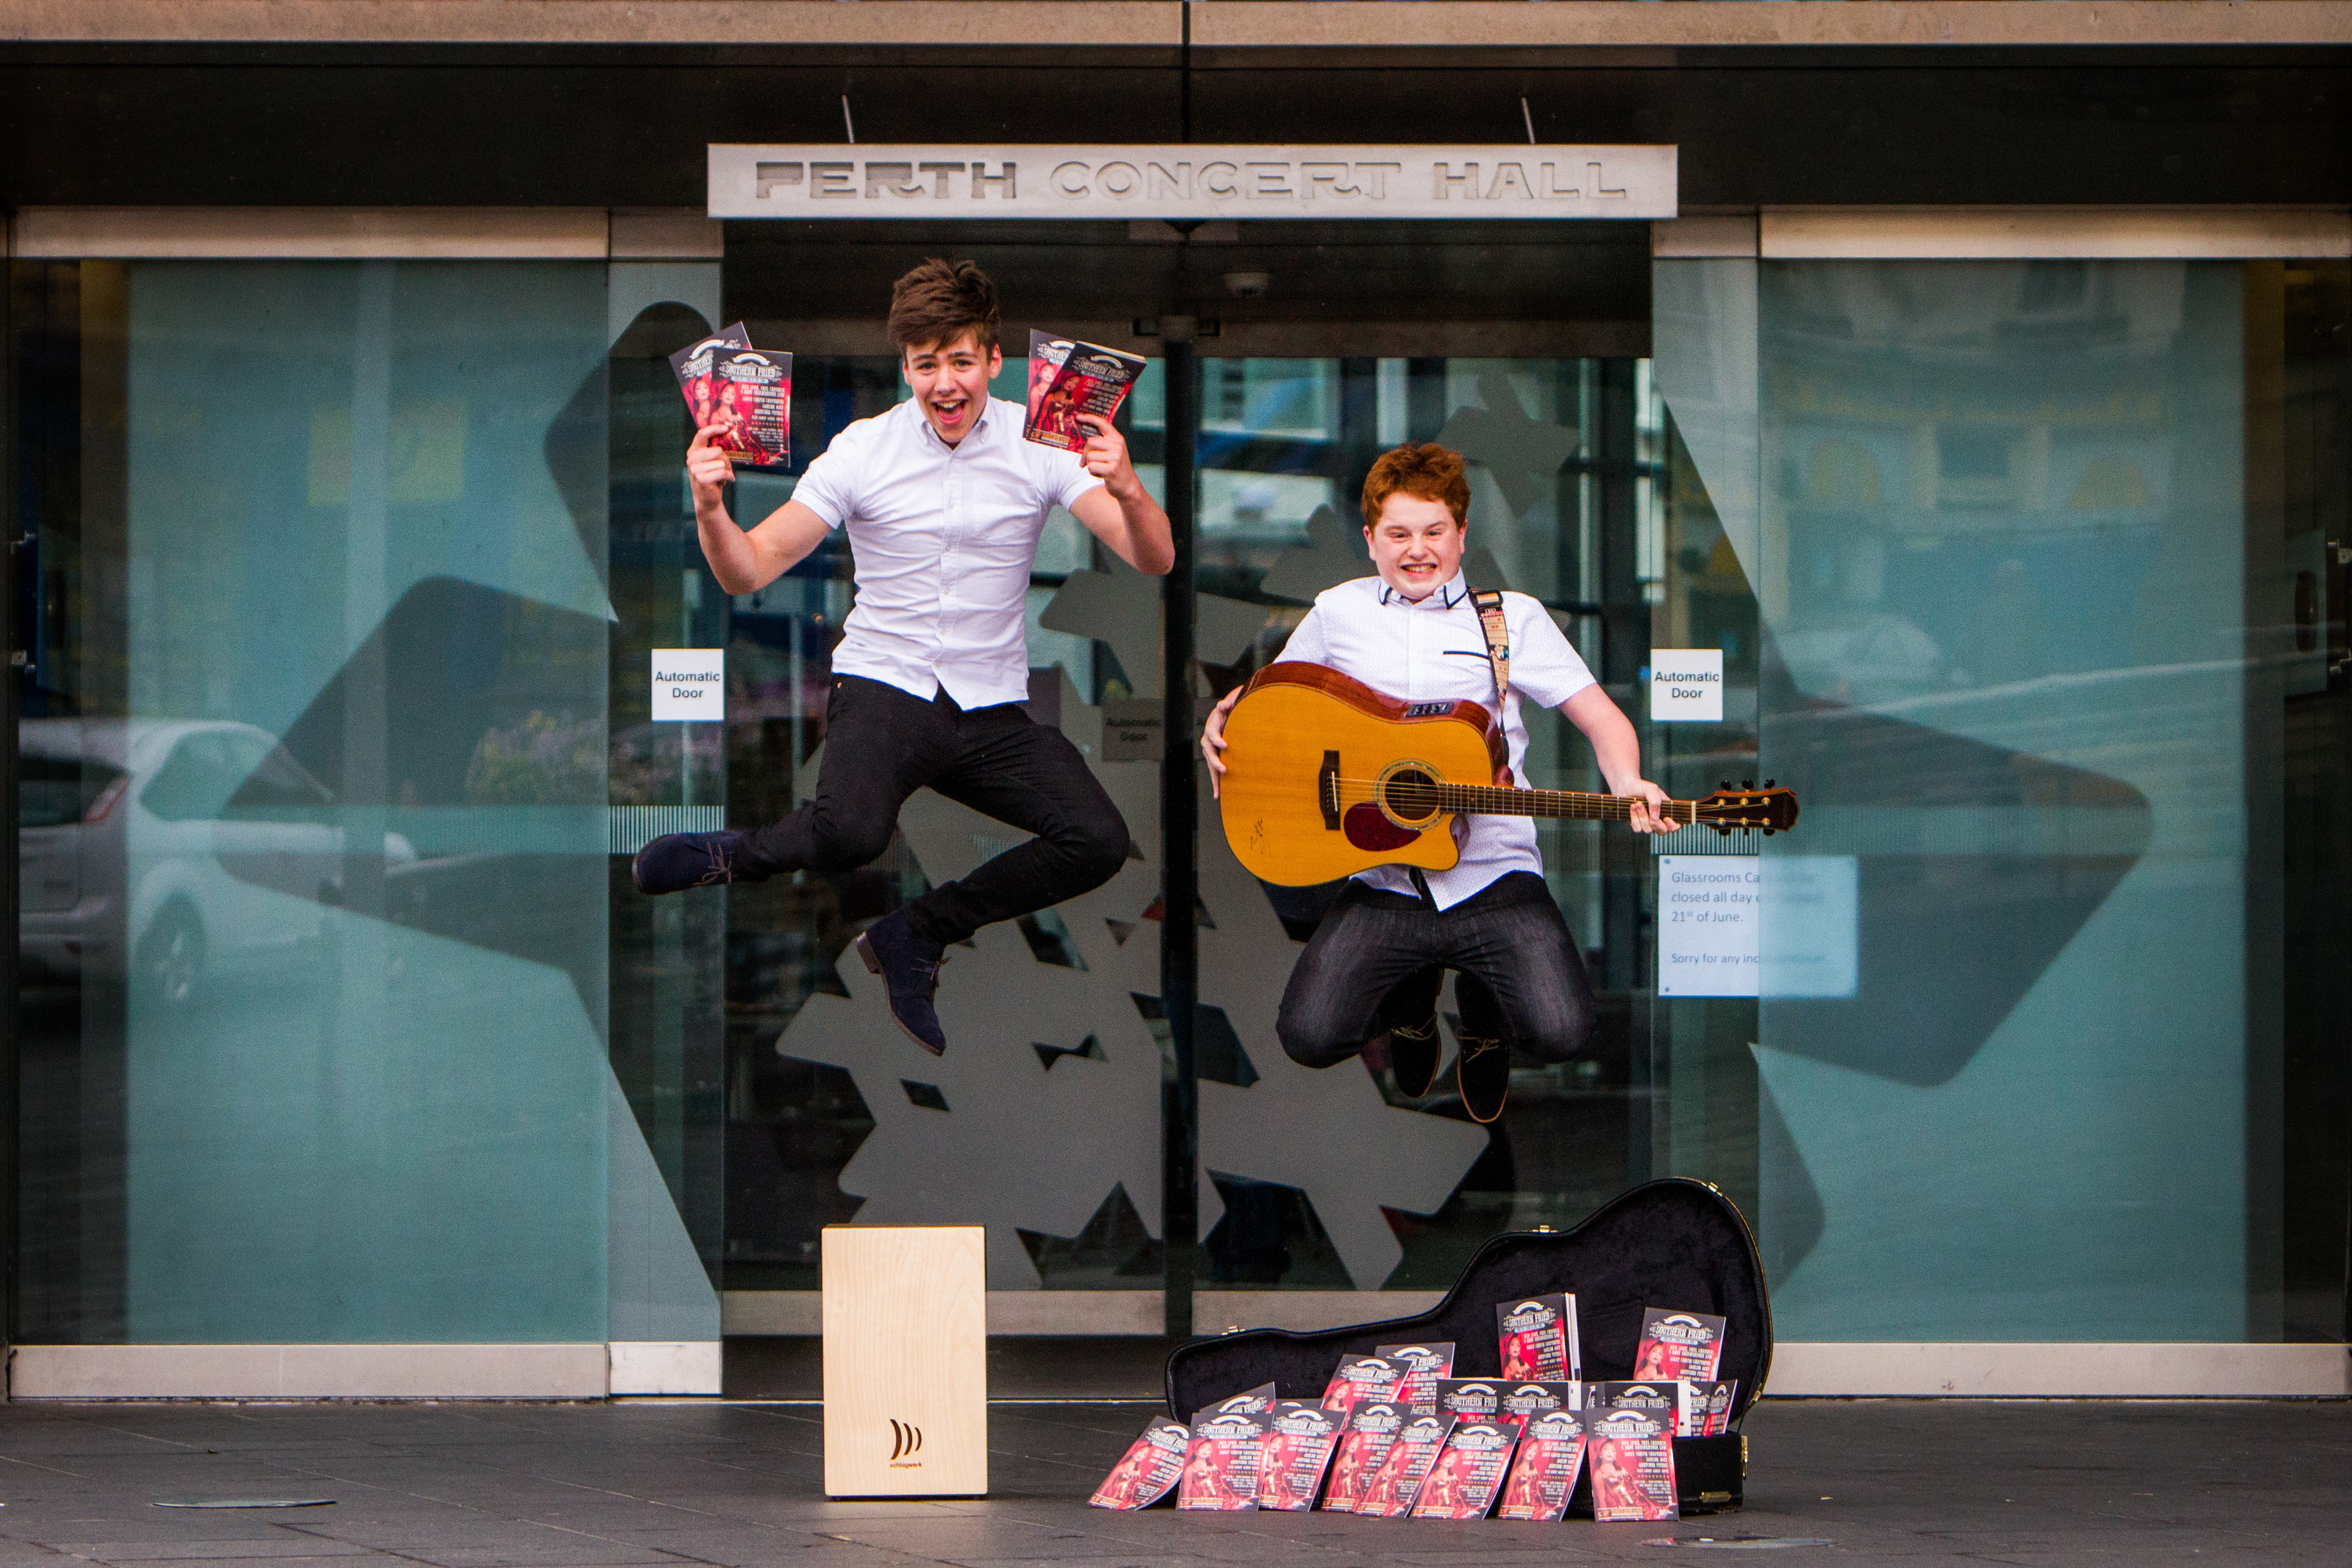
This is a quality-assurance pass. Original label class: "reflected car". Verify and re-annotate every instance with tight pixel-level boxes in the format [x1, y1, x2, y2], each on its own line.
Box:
[19, 719, 414, 1003]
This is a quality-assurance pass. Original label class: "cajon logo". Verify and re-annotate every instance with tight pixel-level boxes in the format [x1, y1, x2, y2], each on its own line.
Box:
[888, 1418, 924, 1466]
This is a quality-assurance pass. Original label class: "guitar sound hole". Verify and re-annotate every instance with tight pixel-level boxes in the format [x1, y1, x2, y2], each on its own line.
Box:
[1381, 769, 1439, 823]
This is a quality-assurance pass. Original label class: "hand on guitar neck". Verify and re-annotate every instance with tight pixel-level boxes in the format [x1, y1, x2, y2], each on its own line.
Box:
[1201, 676, 1682, 833]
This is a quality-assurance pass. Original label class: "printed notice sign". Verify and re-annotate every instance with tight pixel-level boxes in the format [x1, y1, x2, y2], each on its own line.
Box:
[1657, 855, 1759, 997]
[1649, 650, 1724, 722]
[652, 650, 725, 722]
[1760, 854, 1859, 998]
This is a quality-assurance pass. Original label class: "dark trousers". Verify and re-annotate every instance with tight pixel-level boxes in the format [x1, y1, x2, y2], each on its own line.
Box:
[738, 674, 1130, 946]
[1276, 871, 1596, 1069]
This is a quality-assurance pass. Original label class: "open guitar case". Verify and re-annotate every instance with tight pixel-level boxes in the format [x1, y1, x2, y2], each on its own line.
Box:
[1164, 1177, 1769, 1515]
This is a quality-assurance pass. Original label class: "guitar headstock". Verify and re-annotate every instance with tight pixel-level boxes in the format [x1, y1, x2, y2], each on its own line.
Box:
[1693, 779, 1800, 836]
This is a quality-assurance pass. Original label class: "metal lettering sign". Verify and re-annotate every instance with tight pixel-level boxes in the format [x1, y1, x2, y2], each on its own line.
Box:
[708, 144, 1676, 221]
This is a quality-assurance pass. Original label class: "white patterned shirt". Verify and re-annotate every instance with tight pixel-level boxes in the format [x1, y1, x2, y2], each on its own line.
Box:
[792, 396, 1102, 707]
[1276, 573, 1596, 910]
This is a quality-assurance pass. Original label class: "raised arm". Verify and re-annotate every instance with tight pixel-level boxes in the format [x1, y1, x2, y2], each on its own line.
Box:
[1065, 414, 1176, 575]
[1558, 683, 1680, 835]
[687, 423, 833, 595]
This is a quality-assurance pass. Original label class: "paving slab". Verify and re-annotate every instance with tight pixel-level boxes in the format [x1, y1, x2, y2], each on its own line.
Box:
[0, 1400, 2344, 1567]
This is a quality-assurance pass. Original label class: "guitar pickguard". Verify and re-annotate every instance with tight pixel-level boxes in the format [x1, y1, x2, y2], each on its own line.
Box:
[1343, 802, 1422, 854]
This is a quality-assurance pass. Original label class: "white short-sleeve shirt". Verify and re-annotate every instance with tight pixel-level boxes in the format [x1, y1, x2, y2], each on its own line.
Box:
[792, 396, 1102, 708]
[1276, 572, 1597, 910]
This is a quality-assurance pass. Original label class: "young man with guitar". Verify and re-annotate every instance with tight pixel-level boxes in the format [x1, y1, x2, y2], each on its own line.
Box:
[1200, 442, 1677, 1122]
[632, 260, 1174, 1055]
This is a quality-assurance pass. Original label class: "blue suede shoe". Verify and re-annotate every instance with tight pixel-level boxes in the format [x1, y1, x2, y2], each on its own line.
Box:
[854, 910, 949, 1055]
[631, 830, 744, 894]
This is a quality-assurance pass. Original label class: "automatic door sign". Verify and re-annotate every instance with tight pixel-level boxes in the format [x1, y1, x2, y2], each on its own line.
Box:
[652, 650, 724, 722]
[1649, 650, 1725, 722]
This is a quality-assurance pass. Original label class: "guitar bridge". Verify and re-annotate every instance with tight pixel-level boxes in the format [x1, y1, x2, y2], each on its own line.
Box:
[1319, 750, 1341, 831]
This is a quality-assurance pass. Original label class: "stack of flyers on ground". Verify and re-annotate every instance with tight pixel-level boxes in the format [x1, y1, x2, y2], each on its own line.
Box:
[670, 322, 791, 469]
[1409, 1416, 1523, 1521]
[1320, 1399, 1405, 1512]
[1635, 1308, 1727, 1383]
[1412, 1382, 1525, 1521]
[1089, 1416, 1190, 1509]
[1354, 1410, 1454, 1518]
[1023, 330, 1146, 452]
[1496, 1294, 1580, 1381]
[1176, 1387, 1275, 1511]
[1494, 1405, 1587, 1522]
[1375, 1342, 1454, 1415]
[1585, 1382, 1681, 1522]
[1680, 1380, 1738, 1437]
[1256, 1402, 1346, 1511]
[1320, 1353, 1407, 1413]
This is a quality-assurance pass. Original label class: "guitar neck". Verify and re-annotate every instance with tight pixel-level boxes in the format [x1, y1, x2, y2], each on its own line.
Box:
[1437, 783, 1697, 826]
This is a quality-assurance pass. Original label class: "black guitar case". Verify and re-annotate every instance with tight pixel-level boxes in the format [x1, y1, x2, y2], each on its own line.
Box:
[1163, 1178, 1769, 1514]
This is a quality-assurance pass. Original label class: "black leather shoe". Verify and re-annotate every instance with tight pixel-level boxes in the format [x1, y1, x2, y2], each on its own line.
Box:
[1386, 1015, 1444, 1098]
[632, 830, 744, 894]
[854, 910, 949, 1055]
[1456, 1032, 1511, 1124]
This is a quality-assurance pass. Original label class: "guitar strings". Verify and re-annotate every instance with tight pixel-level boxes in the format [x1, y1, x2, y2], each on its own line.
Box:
[1326, 779, 1702, 824]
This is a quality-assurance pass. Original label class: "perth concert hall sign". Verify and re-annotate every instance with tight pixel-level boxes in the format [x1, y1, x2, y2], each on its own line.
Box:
[707, 144, 1677, 221]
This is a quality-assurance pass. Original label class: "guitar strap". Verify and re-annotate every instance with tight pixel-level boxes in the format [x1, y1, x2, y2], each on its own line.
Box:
[1468, 587, 1511, 709]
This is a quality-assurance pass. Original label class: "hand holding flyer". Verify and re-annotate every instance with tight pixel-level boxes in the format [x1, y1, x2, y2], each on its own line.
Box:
[1023, 330, 1146, 454]
[670, 322, 790, 471]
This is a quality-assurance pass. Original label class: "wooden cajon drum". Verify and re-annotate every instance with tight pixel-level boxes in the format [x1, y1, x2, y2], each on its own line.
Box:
[821, 1224, 988, 1497]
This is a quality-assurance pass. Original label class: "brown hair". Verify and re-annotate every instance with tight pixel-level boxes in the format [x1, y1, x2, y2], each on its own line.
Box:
[1362, 442, 1470, 529]
[887, 258, 1001, 356]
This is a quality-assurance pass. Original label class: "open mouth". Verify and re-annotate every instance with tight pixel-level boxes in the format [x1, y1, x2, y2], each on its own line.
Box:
[929, 395, 971, 427]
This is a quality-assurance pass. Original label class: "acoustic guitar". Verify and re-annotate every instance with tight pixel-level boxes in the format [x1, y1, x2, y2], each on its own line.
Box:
[1215, 662, 1799, 887]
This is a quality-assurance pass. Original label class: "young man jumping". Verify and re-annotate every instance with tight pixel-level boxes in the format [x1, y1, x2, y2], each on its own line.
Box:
[1200, 442, 1675, 1122]
[632, 260, 1174, 1054]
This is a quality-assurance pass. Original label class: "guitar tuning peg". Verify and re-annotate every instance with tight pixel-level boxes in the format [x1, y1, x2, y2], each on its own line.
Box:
[1765, 777, 1776, 788]
[1741, 779, 1754, 790]
[1719, 779, 1731, 791]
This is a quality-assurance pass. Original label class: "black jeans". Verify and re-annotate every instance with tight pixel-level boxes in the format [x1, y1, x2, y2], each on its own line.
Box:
[737, 674, 1130, 946]
[1276, 871, 1596, 1069]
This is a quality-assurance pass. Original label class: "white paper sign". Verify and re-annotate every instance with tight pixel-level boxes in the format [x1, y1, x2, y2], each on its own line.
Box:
[1657, 856, 1759, 997]
[1650, 650, 1725, 722]
[651, 648, 725, 722]
[1759, 856, 1859, 998]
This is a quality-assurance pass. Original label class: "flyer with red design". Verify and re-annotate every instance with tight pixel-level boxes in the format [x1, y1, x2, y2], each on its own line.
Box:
[1025, 330, 1073, 431]
[1176, 1400, 1271, 1511]
[1256, 1401, 1345, 1512]
[1586, 1383, 1681, 1522]
[1680, 1379, 1738, 1437]
[710, 343, 791, 469]
[1634, 1308, 1727, 1383]
[1498, 1381, 1576, 1422]
[670, 324, 746, 424]
[1433, 1378, 1504, 1424]
[1375, 1342, 1455, 1416]
[1022, 332, 1145, 452]
[1320, 1399, 1404, 1512]
[1494, 1407, 1587, 1522]
[1354, 1411, 1454, 1518]
[1320, 1354, 1407, 1413]
[1495, 1294, 1580, 1381]
[671, 323, 788, 470]
[1409, 1416, 1523, 1521]
[1088, 1416, 1190, 1509]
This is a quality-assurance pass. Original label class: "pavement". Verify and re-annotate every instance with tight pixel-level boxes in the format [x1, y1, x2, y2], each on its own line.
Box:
[0, 1398, 2344, 1568]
